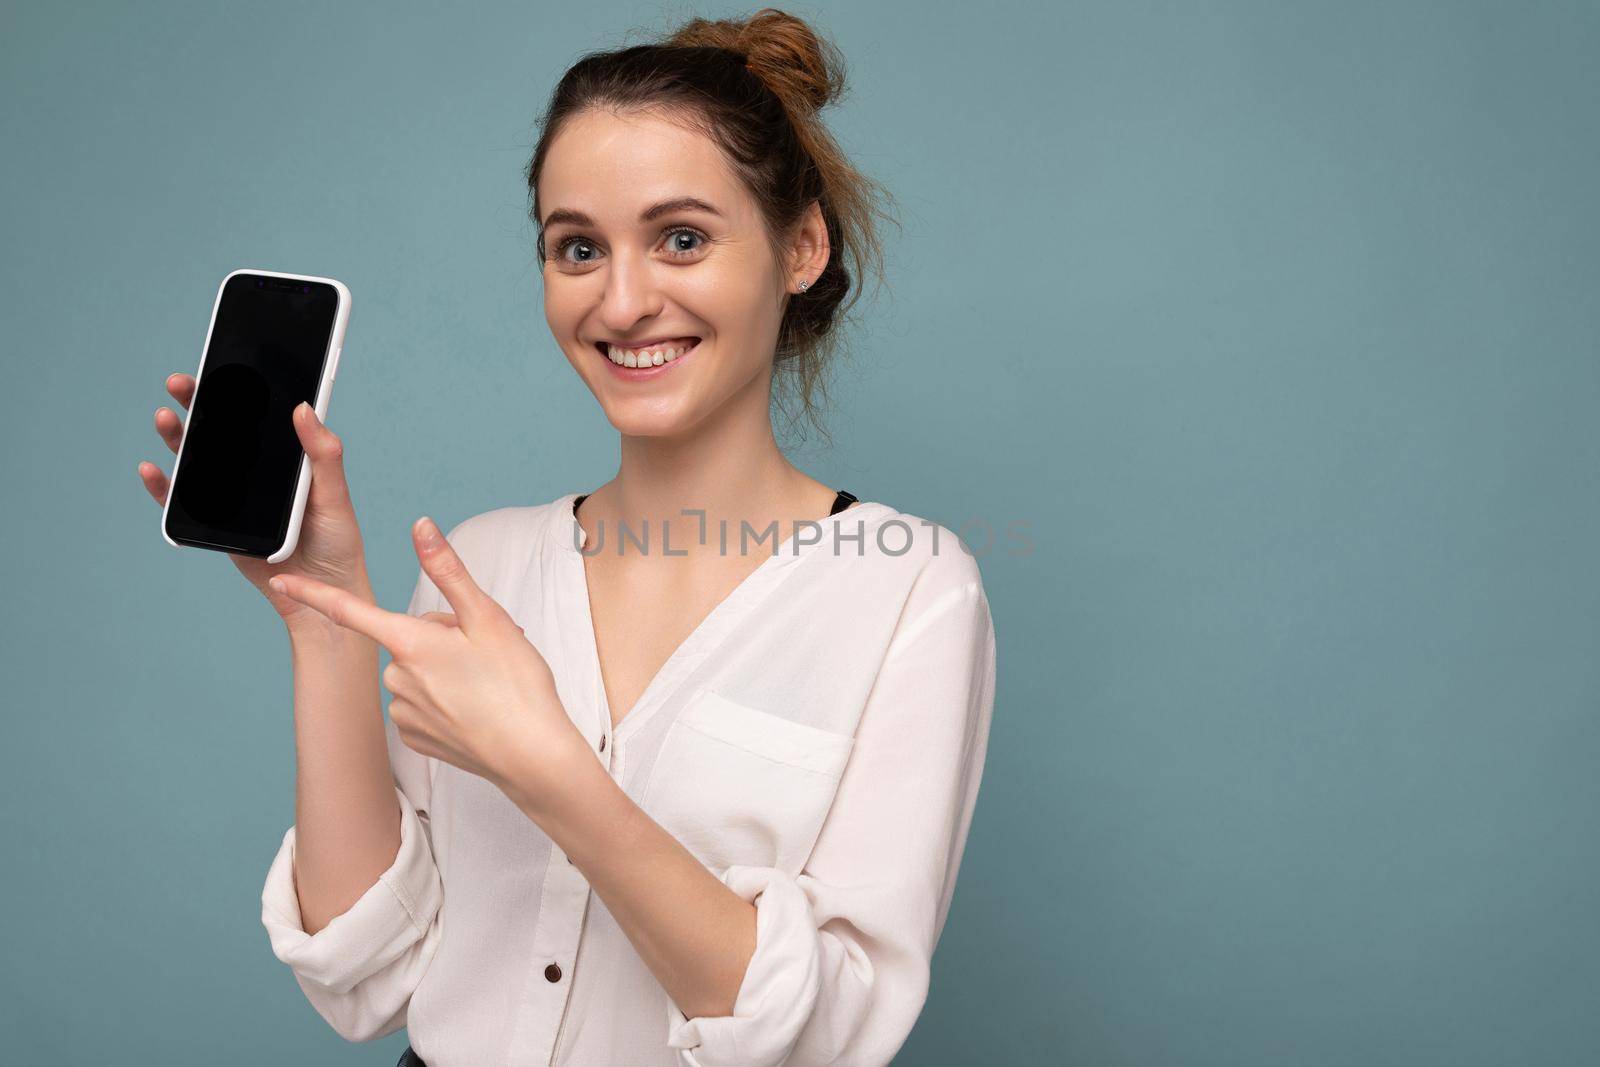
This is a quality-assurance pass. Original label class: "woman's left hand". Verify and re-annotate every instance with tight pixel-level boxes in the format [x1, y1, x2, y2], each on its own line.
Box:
[269, 515, 587, 802]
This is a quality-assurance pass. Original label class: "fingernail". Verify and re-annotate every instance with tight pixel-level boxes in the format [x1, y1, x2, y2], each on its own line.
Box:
[269, 577, 286, 593]
[417, 516, 439, 545]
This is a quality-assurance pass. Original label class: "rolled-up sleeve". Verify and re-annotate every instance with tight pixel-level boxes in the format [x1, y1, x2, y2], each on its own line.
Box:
[260, 778, 443, 1040]
[258, 563, 448, 1042]
[666, 565, 998, 1067]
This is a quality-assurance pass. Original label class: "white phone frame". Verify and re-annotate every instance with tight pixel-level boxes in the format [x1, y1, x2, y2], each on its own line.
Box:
[161, 267, 351, 564]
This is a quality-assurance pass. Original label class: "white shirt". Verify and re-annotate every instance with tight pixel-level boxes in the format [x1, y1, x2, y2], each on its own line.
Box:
[261, 491, 997, 1066]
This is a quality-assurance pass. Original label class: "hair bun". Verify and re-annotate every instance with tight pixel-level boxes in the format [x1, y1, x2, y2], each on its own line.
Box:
[667, 7, 844, 114]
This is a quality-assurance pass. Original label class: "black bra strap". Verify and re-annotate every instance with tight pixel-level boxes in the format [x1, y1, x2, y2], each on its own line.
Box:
[575, 489, 855, 517]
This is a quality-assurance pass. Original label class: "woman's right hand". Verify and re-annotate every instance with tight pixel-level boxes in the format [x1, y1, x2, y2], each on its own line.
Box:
[139, 372, 375, 630]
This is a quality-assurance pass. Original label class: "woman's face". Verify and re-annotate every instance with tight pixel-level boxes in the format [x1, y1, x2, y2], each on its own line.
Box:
[538, 107, 804, 438]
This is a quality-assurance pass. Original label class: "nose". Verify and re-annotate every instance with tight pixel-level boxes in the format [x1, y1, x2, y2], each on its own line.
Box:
[597, 250, 665, 335]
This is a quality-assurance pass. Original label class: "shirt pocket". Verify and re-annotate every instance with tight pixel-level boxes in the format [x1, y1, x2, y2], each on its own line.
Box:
[640, 689, 856, 877]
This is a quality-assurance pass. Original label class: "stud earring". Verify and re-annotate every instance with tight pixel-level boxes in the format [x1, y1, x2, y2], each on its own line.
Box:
[797, 279, 810, 292]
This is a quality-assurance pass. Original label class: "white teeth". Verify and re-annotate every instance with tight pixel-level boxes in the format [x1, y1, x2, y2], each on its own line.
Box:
[605, 341, 693, 367]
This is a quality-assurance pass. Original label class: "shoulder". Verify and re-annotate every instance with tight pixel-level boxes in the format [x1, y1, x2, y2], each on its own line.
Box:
[873, 509, 994, 670]
[406, 497, 571, 615]
[822, 502, 990, 644]
[439, 495, 572, 573]
[443, 501, 548, 547]
[848, 504, 985, 596]
[444, 491, 577, 548]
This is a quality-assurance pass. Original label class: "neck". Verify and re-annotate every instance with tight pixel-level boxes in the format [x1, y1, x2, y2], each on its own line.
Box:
[585, 384, 824, 560]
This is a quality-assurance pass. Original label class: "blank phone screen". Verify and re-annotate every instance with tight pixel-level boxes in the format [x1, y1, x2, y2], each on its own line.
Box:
[164, 273, 338, 557]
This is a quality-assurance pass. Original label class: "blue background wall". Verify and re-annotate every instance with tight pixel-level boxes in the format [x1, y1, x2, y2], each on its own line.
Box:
[3, 1, 1597, 1063]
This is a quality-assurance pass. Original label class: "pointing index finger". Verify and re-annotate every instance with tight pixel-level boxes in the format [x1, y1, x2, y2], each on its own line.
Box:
[414, 516, 496, 633]
[269, 574, 415, 652]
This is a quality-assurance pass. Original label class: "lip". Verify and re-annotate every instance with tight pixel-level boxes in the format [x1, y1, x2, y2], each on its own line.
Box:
[598, 335, 699, 350]
[595, 337, 701, 381]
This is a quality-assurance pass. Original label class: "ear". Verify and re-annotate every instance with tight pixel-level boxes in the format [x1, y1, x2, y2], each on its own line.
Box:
[785, 200, 831, 294]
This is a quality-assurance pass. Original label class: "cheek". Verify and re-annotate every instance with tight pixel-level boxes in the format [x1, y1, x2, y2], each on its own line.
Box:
[675, 261, 782, 341]
[543, 280, 591, 361]
[542, 274, 575, 330]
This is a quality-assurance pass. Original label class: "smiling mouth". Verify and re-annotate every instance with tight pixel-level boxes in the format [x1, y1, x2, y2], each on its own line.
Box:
[596, 337, 701, 369]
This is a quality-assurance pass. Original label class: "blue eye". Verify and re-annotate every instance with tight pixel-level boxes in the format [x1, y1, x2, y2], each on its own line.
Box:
[663, 227, 706, 256]
[555, 237, 600, 264]
[548, 225, 710, 268]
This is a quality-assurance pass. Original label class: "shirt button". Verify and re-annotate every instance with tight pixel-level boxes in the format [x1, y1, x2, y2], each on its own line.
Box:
[545, 962, 563, 982]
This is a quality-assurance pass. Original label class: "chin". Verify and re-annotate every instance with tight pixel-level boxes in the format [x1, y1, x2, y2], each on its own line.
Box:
[597, 399, 702, 439]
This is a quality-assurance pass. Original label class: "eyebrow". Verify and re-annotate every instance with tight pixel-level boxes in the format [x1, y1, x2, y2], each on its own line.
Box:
[541, 196, 724, 230]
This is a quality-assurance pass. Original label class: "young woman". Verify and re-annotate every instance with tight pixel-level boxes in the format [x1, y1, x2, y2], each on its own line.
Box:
[139, 10, 995, 1066]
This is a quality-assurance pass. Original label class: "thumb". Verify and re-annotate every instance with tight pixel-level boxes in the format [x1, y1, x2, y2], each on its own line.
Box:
[414, 516, 495, 631]
[294, 402, 351, 504]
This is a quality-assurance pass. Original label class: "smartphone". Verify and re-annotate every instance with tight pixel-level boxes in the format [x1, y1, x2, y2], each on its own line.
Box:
[161, 268, 350, 563]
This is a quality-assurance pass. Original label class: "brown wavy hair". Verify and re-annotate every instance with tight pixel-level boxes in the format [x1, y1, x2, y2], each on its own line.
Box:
[525, 8, 897, 446]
